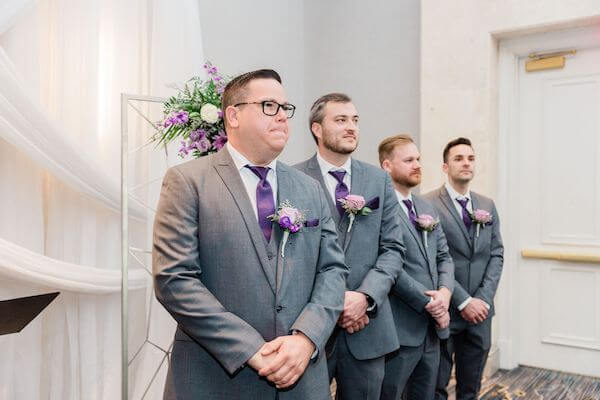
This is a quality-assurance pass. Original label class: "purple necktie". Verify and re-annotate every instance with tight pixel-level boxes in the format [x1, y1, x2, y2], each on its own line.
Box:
[246, 165, 275, 242]
[402, 199, 417, 228]
[328, 170, 349, 216]
[456, 197, 472, 229]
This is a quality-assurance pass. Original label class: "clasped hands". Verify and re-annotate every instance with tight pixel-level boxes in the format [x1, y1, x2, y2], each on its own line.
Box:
[248, 331, 315, 389]
[337, 290, 370, 334]
[424, 287, 451, 329]
[460, 297, 489, 324]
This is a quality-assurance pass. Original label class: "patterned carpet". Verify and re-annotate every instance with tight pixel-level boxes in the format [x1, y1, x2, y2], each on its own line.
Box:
[449, 366, 600, 400]
[330, 366, 600, 399]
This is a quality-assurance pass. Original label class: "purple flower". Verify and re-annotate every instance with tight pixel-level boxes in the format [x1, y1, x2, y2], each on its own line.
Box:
[289, 224, 300, 233]
[189, 129, 207, 142]
[195, 137, 211, 153]
[175, 110, 189, 124]
[178, 141, 189, 157]
[213, 131, 227, 150]
[279, 216, 292, 229]
[217, 110, 223, 118]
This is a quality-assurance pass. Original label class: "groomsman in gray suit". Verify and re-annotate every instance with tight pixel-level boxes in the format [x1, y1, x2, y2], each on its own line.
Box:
[378, 134, 455, 400]
[295, 93, 406, 399]
[424, 138, 504, 400]
[152, 69, 348, 400]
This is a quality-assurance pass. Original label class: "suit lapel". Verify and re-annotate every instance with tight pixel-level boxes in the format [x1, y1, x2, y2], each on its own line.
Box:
[439, 186, 472, 248]
[213, 148, 276, 294]
[305, 155, 341, 226]
[342, 159, 365, 251]
[412, 196, 437, 281]
[398, 204, 428, 260]
[274, 162, 291, 293]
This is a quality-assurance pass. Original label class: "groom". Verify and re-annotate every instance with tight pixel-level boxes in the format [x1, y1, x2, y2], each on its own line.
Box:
[152, 69, 348, 400]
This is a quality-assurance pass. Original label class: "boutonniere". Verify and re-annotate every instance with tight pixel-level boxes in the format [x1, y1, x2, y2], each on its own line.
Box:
[338, 195, 379, 233]
[268, 200, 306, 257]
[470, 209, 492, 238]
[416, 214, 439, 248]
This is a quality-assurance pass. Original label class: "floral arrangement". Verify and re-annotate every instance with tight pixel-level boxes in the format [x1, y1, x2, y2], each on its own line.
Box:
[268, 200, 306, 257]
[338, 194, 378, 233]
[471, 209, 492, 237]
[415, 214, 439, 248]
[155, 62, 230, 158]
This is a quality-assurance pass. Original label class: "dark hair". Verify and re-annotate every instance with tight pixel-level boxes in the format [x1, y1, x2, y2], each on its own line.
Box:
[222, 69, 282, 128]
[308, 93, 353, 144]
[377, 134, 415, 166]
[443, 137, 473, 162]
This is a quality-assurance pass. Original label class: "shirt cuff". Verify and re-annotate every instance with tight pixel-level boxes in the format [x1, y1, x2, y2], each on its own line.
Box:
[457, 296, 472, 311]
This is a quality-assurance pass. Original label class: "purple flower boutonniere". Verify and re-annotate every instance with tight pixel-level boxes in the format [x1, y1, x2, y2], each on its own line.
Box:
[268, 200, 306, 257]
[416, 214, 439, 248]
[471, 209, 492, 238]
[338, 195, 379, 233]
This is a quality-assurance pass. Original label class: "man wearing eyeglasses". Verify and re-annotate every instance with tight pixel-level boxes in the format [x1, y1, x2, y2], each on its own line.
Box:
[153, 69, 348, 400]
[295, 93, 406, 400]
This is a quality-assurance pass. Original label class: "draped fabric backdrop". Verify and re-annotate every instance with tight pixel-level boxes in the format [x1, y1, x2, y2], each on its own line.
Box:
[0, 0, 204, 398]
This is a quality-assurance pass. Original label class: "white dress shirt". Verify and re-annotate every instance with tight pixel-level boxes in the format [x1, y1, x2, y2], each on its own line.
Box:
[227, 143, 278, 221]
[316, 152, 352, 206]
[395, 190, 415, 218]
[443, 183, 489, 311]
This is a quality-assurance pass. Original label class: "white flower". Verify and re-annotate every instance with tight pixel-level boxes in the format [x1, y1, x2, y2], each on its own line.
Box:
[200, 103, 220, 124]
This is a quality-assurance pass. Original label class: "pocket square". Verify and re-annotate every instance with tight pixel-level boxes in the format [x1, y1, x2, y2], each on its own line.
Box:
[365, 196, 380, 210]
[304, 219, 319, 227]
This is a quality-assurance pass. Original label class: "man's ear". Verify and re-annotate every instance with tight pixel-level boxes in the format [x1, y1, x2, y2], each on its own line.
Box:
[442, 163, 449, 174]
[381, 159, 392, 173]
[311, 122, 322, 143]
[225, 105, 239, 129]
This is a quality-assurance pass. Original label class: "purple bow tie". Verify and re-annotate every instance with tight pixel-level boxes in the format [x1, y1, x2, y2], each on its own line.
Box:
[456, 197, 472, 229]
[328, 170, 349, 216]
[402, 199, 417, 228]
[246, 165, 276, 242]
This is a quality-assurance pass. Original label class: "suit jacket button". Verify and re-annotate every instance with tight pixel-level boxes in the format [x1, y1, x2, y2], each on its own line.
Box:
[276, 305, 284, 312]
[268, 254, 274, 260]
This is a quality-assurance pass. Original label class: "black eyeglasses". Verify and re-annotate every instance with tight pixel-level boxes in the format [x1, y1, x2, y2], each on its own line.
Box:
[234, 100, 296, 118]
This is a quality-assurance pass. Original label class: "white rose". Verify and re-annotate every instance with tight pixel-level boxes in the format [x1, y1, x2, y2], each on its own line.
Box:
[200, 103, 220, 124]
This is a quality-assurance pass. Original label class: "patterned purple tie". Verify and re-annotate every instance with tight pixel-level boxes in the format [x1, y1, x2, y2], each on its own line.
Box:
[246, 165, 275, 242]
[402, 199, 417, 228]
[456, 197, 472, 229]
[328, 170, 349, 216]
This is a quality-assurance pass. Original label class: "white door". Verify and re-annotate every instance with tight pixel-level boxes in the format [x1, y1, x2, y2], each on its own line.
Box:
[512, 30, 600, 377]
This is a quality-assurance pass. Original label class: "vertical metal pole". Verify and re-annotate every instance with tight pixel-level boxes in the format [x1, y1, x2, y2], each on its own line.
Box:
[120, 93, 129, 400]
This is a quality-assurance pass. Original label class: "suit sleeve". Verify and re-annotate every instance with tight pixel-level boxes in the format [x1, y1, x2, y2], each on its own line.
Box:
[473, 202, 504, 305]
[152, 167, 265, 375]
[356, 174, 406, 312]
[435, 221, 455, 292]
[291, 183, 349, 352]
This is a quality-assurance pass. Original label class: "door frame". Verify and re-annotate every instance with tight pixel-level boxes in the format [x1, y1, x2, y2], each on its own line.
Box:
[495, 19, 600, 370]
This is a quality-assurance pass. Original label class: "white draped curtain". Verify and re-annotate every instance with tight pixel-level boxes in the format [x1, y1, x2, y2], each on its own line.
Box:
[0, 0, 204, 398]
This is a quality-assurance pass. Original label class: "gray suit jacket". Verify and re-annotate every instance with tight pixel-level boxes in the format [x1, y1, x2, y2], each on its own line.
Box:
[152, 148, 348, 400]
[424, 186, 504, 336]
[295, 155, 405, 360]
[389, 194, 455, 346]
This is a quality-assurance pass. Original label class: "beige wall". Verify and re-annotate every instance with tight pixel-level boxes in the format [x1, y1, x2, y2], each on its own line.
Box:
[420, 1, 600, 196]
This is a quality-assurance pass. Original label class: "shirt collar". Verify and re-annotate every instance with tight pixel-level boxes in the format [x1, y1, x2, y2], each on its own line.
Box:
[227, 143, 278, 172]
[395, 190, 413, 204]
[316, 152, 352, 177]
[445, 182, 471, 202]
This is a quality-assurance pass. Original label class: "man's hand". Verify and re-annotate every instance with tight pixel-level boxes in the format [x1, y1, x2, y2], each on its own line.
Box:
[460, 298, 489, 323]
[338, 291, 369, 328]
[434, 311, 450, 329]
[424, 287, 451, 317]
[345, 314, 369, 334]
[257, 332, 315, 389]
[247, 348, 277, 372]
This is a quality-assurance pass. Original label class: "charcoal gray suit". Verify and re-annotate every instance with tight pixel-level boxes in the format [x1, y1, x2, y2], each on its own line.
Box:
[295, 155, 405, 399]
[424, 186, 503, 400]
[381, 194, 454, 400]
[153, 147, 348, 400]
